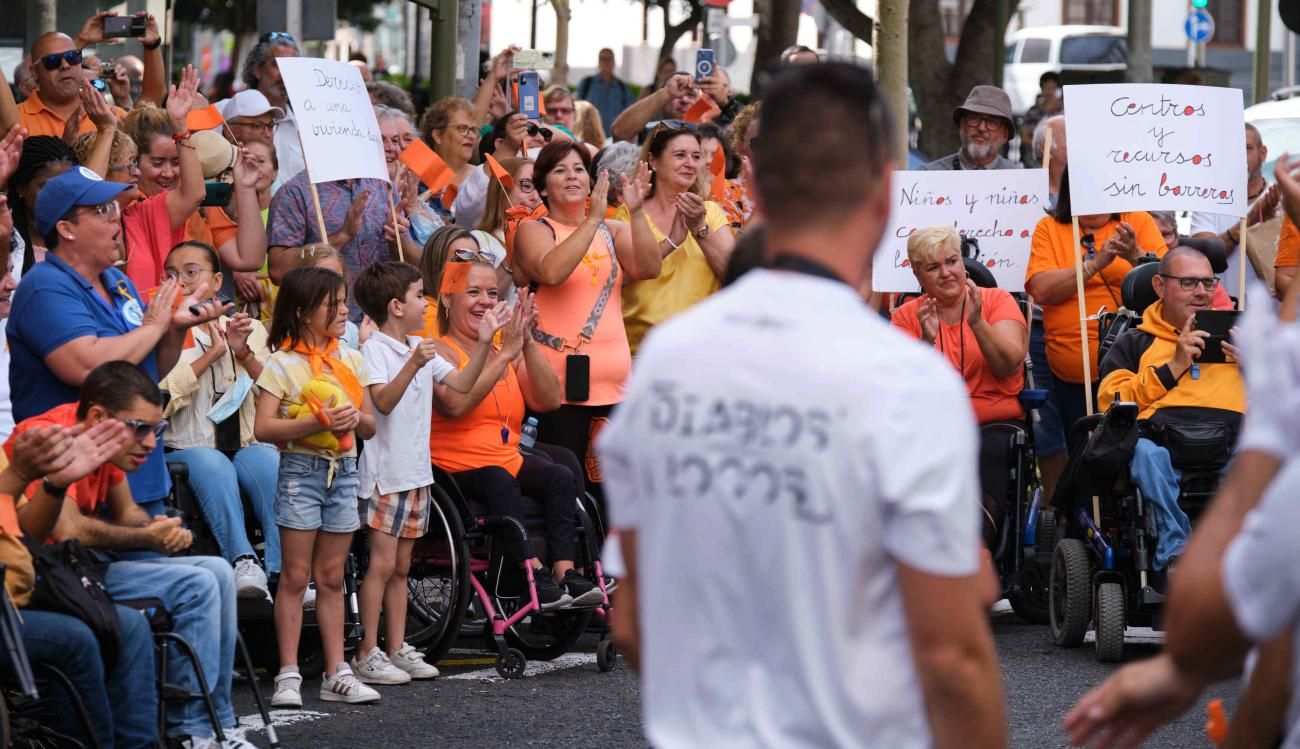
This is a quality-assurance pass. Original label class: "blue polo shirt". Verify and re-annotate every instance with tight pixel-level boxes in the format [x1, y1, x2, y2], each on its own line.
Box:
[9, 253, 171, 507]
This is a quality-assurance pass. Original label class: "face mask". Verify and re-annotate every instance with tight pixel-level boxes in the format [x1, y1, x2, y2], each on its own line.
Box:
[207, 373, 254, 424]
[526, 147, 543, 160]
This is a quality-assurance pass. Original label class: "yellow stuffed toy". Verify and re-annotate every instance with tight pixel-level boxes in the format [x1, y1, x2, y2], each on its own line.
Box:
[285, 377, 355, 452]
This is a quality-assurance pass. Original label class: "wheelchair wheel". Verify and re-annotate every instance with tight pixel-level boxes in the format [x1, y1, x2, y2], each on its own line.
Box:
[1035, 510, 1058, 565]
[1009, 559, 1050, 625]
[1095, 582, 1126, 663]
[1050, 539, 1093, 648]
[495, 648, 527, 679]
[596, 639, 618, 672]
[405, 484, 473, 662]
[500, 600, 594, 662]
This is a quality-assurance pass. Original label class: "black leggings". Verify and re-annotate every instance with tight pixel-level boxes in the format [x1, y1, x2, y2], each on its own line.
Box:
[452, 452, 577, 565]
[978, 420, 1026, 551]
[530, 404, 612, 505]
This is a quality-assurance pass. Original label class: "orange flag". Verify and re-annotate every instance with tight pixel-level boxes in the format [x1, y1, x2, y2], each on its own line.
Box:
[709, 147, 725, 179]
[441, 181, 460, 211]
[708, 146, 728, 202]
[682, 96, 721, 124]
[485, 154, 515, 191]
[439, 262, 471, 295]
[399, 139, 454, 194]
[186, 104, 224, 132]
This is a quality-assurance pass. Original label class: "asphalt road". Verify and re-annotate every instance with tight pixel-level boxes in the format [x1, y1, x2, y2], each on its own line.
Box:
[230, 608, 1239, 748]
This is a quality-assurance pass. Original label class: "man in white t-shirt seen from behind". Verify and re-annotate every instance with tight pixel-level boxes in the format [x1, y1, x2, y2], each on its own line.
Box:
[597, 62, 1006, 749]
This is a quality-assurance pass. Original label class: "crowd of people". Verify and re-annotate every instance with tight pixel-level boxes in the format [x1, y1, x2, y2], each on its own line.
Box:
[1, 9, 1298, 749]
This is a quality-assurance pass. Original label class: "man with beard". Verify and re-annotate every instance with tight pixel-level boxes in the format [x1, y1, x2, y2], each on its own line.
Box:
[921, 85, 1021, 172]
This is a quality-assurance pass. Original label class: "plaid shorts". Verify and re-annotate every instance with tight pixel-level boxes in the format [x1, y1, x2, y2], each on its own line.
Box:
[363, 485, 431, 539]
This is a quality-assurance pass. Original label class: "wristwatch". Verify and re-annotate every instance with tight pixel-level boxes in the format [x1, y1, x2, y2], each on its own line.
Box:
[692, 224, 709, 240]
[42, 479, 68, 499]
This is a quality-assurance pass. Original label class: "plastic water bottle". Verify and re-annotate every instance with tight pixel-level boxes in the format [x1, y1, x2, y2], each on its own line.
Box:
[520, 417, 539, 449]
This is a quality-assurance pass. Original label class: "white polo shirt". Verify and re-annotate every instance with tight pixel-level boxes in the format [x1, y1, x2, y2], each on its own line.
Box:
[598, 268, 982, 749]
[357, 331, 454, 498]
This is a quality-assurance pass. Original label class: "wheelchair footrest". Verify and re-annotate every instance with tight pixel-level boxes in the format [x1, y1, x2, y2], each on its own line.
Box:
[1141, 586, 1166, 606]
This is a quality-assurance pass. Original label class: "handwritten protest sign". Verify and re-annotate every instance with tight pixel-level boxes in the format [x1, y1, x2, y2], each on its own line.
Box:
[872, 169, 1049, 292]
[277, 57, 387, 184]
[1064, 83, 1247, 217]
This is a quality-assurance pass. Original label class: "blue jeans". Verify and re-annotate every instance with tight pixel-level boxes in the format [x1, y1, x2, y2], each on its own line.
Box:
[8, 606, 156, 749]
[1129, 438, 1191, 571]
[104, 556, 237, 737]
[1028, 322, 1067, 457]
[167, 444, 281, 574]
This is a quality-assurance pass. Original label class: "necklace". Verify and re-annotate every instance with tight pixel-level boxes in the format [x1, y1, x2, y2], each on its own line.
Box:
[446, 335, 511, 444]
[935, 296, 968, 375]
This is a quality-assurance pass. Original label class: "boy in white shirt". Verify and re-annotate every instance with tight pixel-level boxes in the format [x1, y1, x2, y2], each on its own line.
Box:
[350, 261, 509, 684]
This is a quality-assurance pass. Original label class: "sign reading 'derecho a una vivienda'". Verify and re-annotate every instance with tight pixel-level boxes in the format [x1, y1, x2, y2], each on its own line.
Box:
[1064, 83, 1247, 218]
[277, 57, 388, 184]
[873, 168, 1049, 293]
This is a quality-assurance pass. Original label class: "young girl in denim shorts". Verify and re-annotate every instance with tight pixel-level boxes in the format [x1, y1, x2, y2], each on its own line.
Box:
[254, 266, 379, 706]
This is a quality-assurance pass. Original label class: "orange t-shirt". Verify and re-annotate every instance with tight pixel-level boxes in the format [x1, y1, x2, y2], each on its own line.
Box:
[530, 218, 631, 406]
[17, 92, 126, 139]
[5, 404, 125, 516]
[1026, 211, 1167, 384]
[891, 288, 1027, 423]
[124, 191, 187, 289]
[184, 207, 239, 252]
[428, 337, 526, 477]
[1275, 214, 1299, 269]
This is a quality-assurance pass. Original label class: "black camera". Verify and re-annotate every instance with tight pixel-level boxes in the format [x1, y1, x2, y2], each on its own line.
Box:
[102, 15, 148, 39]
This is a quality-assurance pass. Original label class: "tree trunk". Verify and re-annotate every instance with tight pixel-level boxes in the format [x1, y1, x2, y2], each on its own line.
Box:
[819, 0, 874, 45]
[657, 0, 705, 70]
[876, 0, 908, 165]
[550, 0, 571, 86]
[909, 0, 1007, 159]
[751, 0, 802, 95]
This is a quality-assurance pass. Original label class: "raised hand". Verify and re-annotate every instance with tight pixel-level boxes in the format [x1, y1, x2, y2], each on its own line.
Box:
[665, 73, 695, 101]
[73, 11, 115, 48]
[171, 280, 234, 329]
[588, 170, 610, 221]
[0, 126, 28, 187]
[622, 161, 653, 213]
[139, 12, 162, 48]
[478, 300, 512, 341]
[675, 191, 707, 234]
[233, 146, 261, 189]
[166, 65, 200, 134]
[7, 426, 75, 485]
[409, 338, 441, 368]
[225, 312, 254, 358]
[61, 104, 86, 145]
[0, 195, 14, 245]
[917, 297, 941, 344]
[232, 271, 264, 303]
[1170, 313, 1209, 376]
[965, 280, 984, 326]
[491, 46, 521, 81]
[105, 63, 131, 106]
[143, 278, 182, 330]
[81, 83, 116, 131]
[333, 189, 371, 248]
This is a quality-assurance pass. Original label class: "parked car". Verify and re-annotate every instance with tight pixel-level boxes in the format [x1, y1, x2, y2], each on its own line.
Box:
[1003, 25, 1127, 114]
[1246, 90, 1300, 183]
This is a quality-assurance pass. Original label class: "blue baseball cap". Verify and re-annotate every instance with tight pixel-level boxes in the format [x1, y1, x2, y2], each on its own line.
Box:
[35, 167, 131, 237]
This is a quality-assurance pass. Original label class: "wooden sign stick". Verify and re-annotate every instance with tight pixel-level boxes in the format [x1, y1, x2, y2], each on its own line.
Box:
[295, 130, 330, 244]
[1238, 217, 1248, 310]
[1071, 214, 1102, 529]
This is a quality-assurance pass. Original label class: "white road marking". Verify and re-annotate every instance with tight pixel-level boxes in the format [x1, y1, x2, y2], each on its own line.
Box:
[442, 652, 596, 682]
[1084, 627, 1164, 645]
[239, 708, 331, 734]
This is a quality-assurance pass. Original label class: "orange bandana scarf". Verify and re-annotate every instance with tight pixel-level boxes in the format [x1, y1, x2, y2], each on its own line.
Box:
[284, 337, 363, 407]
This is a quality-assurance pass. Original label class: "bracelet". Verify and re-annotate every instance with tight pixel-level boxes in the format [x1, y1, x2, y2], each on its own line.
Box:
[172, 131, 191, 143]
[663, 235, 680, 251]
[235, 347, 254, 363]
[143, 38, 163, 50]
[42, 479, 68, 499]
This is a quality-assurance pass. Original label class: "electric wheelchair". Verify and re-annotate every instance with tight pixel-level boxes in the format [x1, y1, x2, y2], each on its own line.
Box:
[1047, 259, 1229, 663]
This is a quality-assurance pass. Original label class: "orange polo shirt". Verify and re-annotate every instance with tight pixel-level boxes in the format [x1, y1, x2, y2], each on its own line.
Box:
[1275, 214, 1299, 269]
[18, 91, 126, 139]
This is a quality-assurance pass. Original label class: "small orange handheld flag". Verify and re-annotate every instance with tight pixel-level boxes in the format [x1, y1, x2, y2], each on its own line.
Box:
[399, 139, 454, 195]
[682, 96, 721, 124]
[439, 262, 471, 295]
[485, 154, 515, 191]
[441, 181, 460, 211]
[186, 104, 225, 133]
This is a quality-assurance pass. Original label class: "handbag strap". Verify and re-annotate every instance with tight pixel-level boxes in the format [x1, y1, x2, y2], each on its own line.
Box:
[532, 221, 618, 352]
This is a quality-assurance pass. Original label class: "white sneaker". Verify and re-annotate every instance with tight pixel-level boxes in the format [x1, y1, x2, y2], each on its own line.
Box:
[234, 557, 270, 600]
[302, 583, 317, 610]
[350, 647, 411, 685]
[220, 728, 259, 749]
[183, 737, 219, 749]
[320, 663, 380, 704]
[389, 642, 440, 679]
[270, 668, 302, 708]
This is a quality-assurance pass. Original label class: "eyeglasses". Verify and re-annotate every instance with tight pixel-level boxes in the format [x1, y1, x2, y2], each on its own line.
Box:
[961, 113, 1005, 131]
[525, 124, 553, 141]
[452, 249, 495, 263]
[80, 201, 122, 220]
[121, 417, 168, 441]
[109, 160, 141, 175]
[260, 32, 296, 43]
[39, 49, 83, 70]
[1160, 274, 1219, 292]
[548, 106, 575, 116]
[443, 124, 479, 139]
[516, 179, 535, 193]
[165, 264, 212, 282]
[232, 119, 275, 133]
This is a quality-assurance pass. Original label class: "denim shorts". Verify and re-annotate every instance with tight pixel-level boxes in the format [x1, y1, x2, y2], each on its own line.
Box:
[275, 452, 360, 533]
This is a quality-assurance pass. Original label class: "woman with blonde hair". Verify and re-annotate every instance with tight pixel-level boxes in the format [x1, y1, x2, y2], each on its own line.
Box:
[890, 225, 1028, 549]
[572, 100, 606, 148]
[613, 122, 735, 353]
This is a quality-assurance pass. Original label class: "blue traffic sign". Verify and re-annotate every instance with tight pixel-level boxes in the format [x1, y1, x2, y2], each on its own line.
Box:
[1185, 10, 1215, 43]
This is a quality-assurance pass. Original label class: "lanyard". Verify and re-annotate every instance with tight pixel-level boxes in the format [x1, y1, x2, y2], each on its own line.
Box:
[769, 254, 848, 287]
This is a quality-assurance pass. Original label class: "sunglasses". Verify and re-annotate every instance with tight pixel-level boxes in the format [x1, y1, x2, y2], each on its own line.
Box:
[452, 249, 495, 263]
[39, 49, 83, 71]
[260, 31, 296, 43]
[121, 417, 168, 441]
[526, 124, 553, 141]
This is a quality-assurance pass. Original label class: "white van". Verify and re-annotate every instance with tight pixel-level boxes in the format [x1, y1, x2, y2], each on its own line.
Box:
[1002, 25, 1127, 114]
